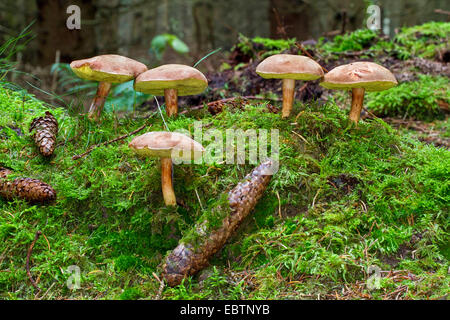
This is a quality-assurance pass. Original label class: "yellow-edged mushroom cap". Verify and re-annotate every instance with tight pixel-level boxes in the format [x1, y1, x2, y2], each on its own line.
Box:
[256, 54, 324, 80]
[320, 61, 398, 92]
[70, 54, 148, 83]
[129, 131, 205, 161]
[134, 64, 208, 96]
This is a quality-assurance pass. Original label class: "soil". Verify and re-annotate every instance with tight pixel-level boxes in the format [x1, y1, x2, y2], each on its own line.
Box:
[327, 174, 361, 194]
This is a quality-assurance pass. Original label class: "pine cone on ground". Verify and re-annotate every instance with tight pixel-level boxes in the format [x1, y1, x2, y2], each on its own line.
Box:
[162, 160, 274, 286]
[29, 111, 58, 157]
[0, 167, 56, 203]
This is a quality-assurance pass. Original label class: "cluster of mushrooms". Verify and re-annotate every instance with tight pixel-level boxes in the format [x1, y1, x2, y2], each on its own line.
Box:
[255, 54, 398, 120]
[69, 53, 397, 207]
[70, 55, 208, 206]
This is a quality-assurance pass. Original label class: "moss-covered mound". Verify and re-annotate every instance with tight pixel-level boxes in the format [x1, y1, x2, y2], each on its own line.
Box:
[203, 22, 450, 124]
[0, 82, 448, 300]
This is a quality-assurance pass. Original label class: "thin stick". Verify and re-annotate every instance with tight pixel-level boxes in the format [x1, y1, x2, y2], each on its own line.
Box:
[253, 9, 327, 75]
[294, 42, 328, 73]
[311, 189, 321, 209]
[41, 233, 51, 251]
[362, 107, 379, 119]
[39, 282, 56, 300]
[434, 9, 450, 15]
[153, 272, 165, 300]
[291, 130, 311, 145]
[72, 123, 152, 160]
[26, 231, 42, 294]
[194, 187, 204, 211]
[275, 191, 282, 219]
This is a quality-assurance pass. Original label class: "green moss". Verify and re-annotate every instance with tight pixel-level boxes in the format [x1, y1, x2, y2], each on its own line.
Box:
[365, 75, 450, 120]
[392, 22, 450, 59]
[235, 34, 296, 59]
[119, 287, 143, 300]
[318, 22, 450, 60]
[318, 29, 378, 54]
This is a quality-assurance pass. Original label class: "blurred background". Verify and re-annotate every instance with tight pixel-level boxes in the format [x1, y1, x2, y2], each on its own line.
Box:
[0, 0, 449, 106]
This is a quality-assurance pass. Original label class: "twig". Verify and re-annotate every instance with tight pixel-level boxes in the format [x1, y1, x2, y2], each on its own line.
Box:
[362, 107, 380, 120]
[41, 233, 51, 251]
[153, 272, 165, 300]
[435, 9, 450, 16]
[298, 83, 308, 93]
[275, 190, 282, 219]
[72, 123, 151, 160]
[291, 130, 311, 145]
[94, 289, 109, 300]
[294, 42, 329, 73]
[194, 187, 204, 211]
[39, 282, 56, 300]
[26, 231, 42, 294]
[272, 7, 288, 38]
[311, 188, 321, 208]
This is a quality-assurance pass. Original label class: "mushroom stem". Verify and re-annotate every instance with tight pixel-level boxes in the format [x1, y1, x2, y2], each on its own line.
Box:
[88, 81, 112, 121]
[164, 88, 178, 117]
[349, 87, 365, 124]
[282, 78, 295, 118]
[161, 157, 176, 206]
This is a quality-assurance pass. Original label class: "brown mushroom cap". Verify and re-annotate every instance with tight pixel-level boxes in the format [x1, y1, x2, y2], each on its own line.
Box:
[134, 64, 208, 96]
[70, 54, 148, 83]
[256, 54, 324, 80]
[129, 131, 205, 161]
[320, 62, 398, 92]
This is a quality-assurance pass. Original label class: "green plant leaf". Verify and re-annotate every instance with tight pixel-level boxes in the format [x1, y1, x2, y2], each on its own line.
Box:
[170, 37, 189, 54]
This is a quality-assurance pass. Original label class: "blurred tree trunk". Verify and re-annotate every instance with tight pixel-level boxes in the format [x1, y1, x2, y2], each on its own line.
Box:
[193, 1, 215, 54]
[269, 0, 312, 40]
[35, 0, 97, 65]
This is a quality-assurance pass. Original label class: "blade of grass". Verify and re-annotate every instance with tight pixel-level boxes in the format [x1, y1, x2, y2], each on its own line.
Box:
[193, 47, 222, 68]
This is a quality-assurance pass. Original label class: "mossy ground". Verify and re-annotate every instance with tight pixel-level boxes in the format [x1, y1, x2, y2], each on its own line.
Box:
[0, 20, 449, 300]
[0, 79, 448, 299]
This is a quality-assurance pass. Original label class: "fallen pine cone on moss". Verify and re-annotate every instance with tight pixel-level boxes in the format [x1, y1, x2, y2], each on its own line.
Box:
[0, 167, 56, 203]
[162, 159, 274, 286]
[29, 111, 58, 157]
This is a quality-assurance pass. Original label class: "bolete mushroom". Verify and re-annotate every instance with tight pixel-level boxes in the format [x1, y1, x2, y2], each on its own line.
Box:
[320, 61, 398, 124]
[134, 64, 208, 117]
[70, 54, 148, 121]
[129, 131, 204, 206]
[256, 54, 324, 118]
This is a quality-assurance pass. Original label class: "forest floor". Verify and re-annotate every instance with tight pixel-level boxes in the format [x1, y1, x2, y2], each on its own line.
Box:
[0, 22, 448, 300]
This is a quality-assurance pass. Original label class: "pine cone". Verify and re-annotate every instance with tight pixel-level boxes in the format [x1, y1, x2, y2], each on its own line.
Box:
[0, 168, 56, 203]
[29, 111, 58, 157]
[163, 160, 274, 286]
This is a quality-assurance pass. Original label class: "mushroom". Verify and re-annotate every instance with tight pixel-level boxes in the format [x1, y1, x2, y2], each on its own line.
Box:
[70, 54, 148, 121]
[134, 64, 208, 117]
[320, 61, 398, 124]
[256, 54, 324, 118]
[129, 131, 205, 206]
